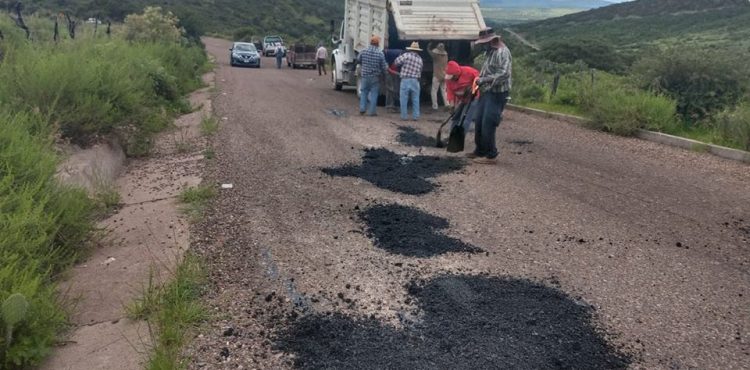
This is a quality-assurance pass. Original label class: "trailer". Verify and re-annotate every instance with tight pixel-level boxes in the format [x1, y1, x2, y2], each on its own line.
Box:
[287, 44, 318, 69]
[330, 0, 486, 91]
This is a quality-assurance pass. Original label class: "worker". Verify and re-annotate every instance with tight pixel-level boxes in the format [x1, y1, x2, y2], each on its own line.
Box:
[444, 60, 480, 131]
[316, 44, 328, 76]
[471, 28, 512, 165]
[357, 35, 389, 116]
[428, 42, 449, 111]
[384, 48, 403, 113]
[275, 45, 284, 69]
[393, 41, 424, 121]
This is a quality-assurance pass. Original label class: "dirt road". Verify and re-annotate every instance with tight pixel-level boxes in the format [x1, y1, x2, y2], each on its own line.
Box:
[185, 37, 750, 369]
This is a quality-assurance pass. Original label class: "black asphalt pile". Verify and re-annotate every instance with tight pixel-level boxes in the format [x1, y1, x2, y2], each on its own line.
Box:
[396, 126, 435, 147]
[276, 275, 631, 369]
[359, 204, 482, 257]
[322, 148, 466, 195]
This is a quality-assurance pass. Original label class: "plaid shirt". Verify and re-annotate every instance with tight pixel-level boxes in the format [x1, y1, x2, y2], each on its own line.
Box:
[479, 45, 512, 93]
[394, 51, 423, 79]
[358, 46, 388, 77]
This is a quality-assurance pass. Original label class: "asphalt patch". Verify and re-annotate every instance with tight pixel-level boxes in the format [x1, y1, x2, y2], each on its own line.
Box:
[325, 108, 349, 117]
[396, 126, 435, 147]
[359, 204, 482, 257]
[276, 275, 631, 369]
[322, 148, 466, 195]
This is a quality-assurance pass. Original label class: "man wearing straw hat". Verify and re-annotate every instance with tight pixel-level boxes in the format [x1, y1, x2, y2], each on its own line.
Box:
[392, 41, 424, 121]
[470, 28, 512, 165]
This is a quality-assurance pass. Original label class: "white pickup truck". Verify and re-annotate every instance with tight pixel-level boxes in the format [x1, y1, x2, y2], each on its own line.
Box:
[263, 35, 286, 57]
[330, 0, 486, 91]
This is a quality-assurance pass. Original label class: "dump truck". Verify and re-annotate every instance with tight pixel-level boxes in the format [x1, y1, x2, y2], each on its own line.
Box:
[330, 0, 486, 92]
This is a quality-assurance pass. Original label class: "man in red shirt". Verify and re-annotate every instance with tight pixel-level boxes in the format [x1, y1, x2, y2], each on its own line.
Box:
[445, 61, 479, 131]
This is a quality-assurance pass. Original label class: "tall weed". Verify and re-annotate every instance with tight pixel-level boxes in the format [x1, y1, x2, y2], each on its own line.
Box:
[714, 102, 750, 150]
[0, 112, 93, 368]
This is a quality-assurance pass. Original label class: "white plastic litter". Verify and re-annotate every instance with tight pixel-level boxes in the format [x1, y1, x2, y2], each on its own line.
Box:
[221, 184, 234, 189]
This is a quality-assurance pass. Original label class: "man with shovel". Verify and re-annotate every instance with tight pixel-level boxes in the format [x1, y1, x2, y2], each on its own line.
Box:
[470, 28, 512, 165]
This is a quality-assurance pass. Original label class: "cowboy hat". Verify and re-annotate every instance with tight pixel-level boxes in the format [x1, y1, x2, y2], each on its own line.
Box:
[475, 27, 501, 44]
[406, 41, 423, 52]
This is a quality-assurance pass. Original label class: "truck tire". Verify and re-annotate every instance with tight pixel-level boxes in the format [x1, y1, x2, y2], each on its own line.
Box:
[332, 69, 343, 91]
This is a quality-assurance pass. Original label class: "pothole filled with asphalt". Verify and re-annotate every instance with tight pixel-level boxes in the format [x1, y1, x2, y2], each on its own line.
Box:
[322, 148, 466, 195]
[275, 275, 632, 369]
[396, 126, 435, 147]
[359, 204, 482, 257]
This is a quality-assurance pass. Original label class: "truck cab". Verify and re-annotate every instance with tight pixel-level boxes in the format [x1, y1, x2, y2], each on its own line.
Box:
[330, 0, 486, 92]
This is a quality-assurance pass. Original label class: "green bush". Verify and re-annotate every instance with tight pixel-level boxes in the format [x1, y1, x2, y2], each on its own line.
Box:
[0, 37, 207, 147]
[714, 102, 750, 150]
[586, 87, 679, 136]
[634, 48, 748, 121]
[124, 6, 184, 43]
[0, 112, 93, 368]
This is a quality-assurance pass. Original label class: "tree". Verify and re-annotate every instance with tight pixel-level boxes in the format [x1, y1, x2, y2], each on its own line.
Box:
[123, 6, 184, 43]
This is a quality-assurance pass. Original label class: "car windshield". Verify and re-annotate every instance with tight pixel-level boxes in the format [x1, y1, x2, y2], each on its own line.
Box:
[235, 44, 256, 52]
[265, 37, 282, 44]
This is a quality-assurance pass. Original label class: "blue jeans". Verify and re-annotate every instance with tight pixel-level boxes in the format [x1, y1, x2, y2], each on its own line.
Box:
[400, 78, 420, 120]
[474, 91, 509, 159]
[359, 76, 380, 115]
[276, 56, 282, 68]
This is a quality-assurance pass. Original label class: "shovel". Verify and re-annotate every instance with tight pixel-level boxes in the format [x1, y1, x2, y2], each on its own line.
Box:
[435, 109, 459, 148]
[446, 90, 478, 153]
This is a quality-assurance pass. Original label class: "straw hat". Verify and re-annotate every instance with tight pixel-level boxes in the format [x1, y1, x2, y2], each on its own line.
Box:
[370, 35, 381, 45]
[406, 41, 423, 52]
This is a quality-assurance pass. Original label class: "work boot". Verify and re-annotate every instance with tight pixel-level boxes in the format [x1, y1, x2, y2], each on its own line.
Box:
[465, 152, 479, 159]
[473, 157, 497, 165]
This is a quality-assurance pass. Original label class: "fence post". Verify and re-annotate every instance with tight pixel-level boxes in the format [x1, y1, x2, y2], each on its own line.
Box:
[551, 70, 561, 98]
[53, 16, 59, 43]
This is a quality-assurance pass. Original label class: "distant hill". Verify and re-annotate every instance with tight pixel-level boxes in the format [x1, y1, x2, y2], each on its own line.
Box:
[513, 0, 750, 54]
[482, 0, 612, 8]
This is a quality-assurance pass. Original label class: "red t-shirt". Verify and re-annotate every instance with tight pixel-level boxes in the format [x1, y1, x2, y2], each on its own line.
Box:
[446, 66, 479, 105]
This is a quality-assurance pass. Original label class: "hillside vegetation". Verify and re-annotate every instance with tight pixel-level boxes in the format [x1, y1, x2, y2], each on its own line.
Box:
[9, 0, 344, 42]
[504, 0, 750, 149]
[515, 0, 750, 54]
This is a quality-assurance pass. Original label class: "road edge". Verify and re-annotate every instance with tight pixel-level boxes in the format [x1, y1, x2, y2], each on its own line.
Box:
[506, 104, 750, 164]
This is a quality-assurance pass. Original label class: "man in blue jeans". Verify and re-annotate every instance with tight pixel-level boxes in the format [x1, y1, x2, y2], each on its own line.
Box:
[392, 42, 424, 121]
[471, 28, 512, 165]
[357, 36, 388, 116]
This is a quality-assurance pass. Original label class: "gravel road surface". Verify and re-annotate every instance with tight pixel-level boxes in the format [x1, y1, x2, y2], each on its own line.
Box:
[186, 37, 750, 369]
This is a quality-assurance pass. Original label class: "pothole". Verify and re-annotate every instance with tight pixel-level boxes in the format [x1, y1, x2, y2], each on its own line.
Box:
[276, 275, 632, 369]
[322, 148, 466, 195]
[359, 204, 482, 257]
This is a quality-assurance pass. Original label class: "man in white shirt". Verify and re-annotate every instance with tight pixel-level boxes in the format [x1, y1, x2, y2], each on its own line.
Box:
[316, 44, 328, 76]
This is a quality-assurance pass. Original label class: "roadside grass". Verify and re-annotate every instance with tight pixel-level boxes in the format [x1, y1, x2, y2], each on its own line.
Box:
[0, 12, 209, 368]
[0, 112, 93, 368]
[199, 116, 219, 136]
[202, 149, 216, 160]
[178, 185, 217, 222]
[127, 255, 207, 370]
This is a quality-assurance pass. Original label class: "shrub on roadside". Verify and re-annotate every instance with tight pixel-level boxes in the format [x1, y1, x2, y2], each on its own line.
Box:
[713, 102, 750, 150]
[585, 87, 678, 136]
[0, 112, 93, 368]
[0, 38, 207, 147]
[634, 48, 748, 121]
